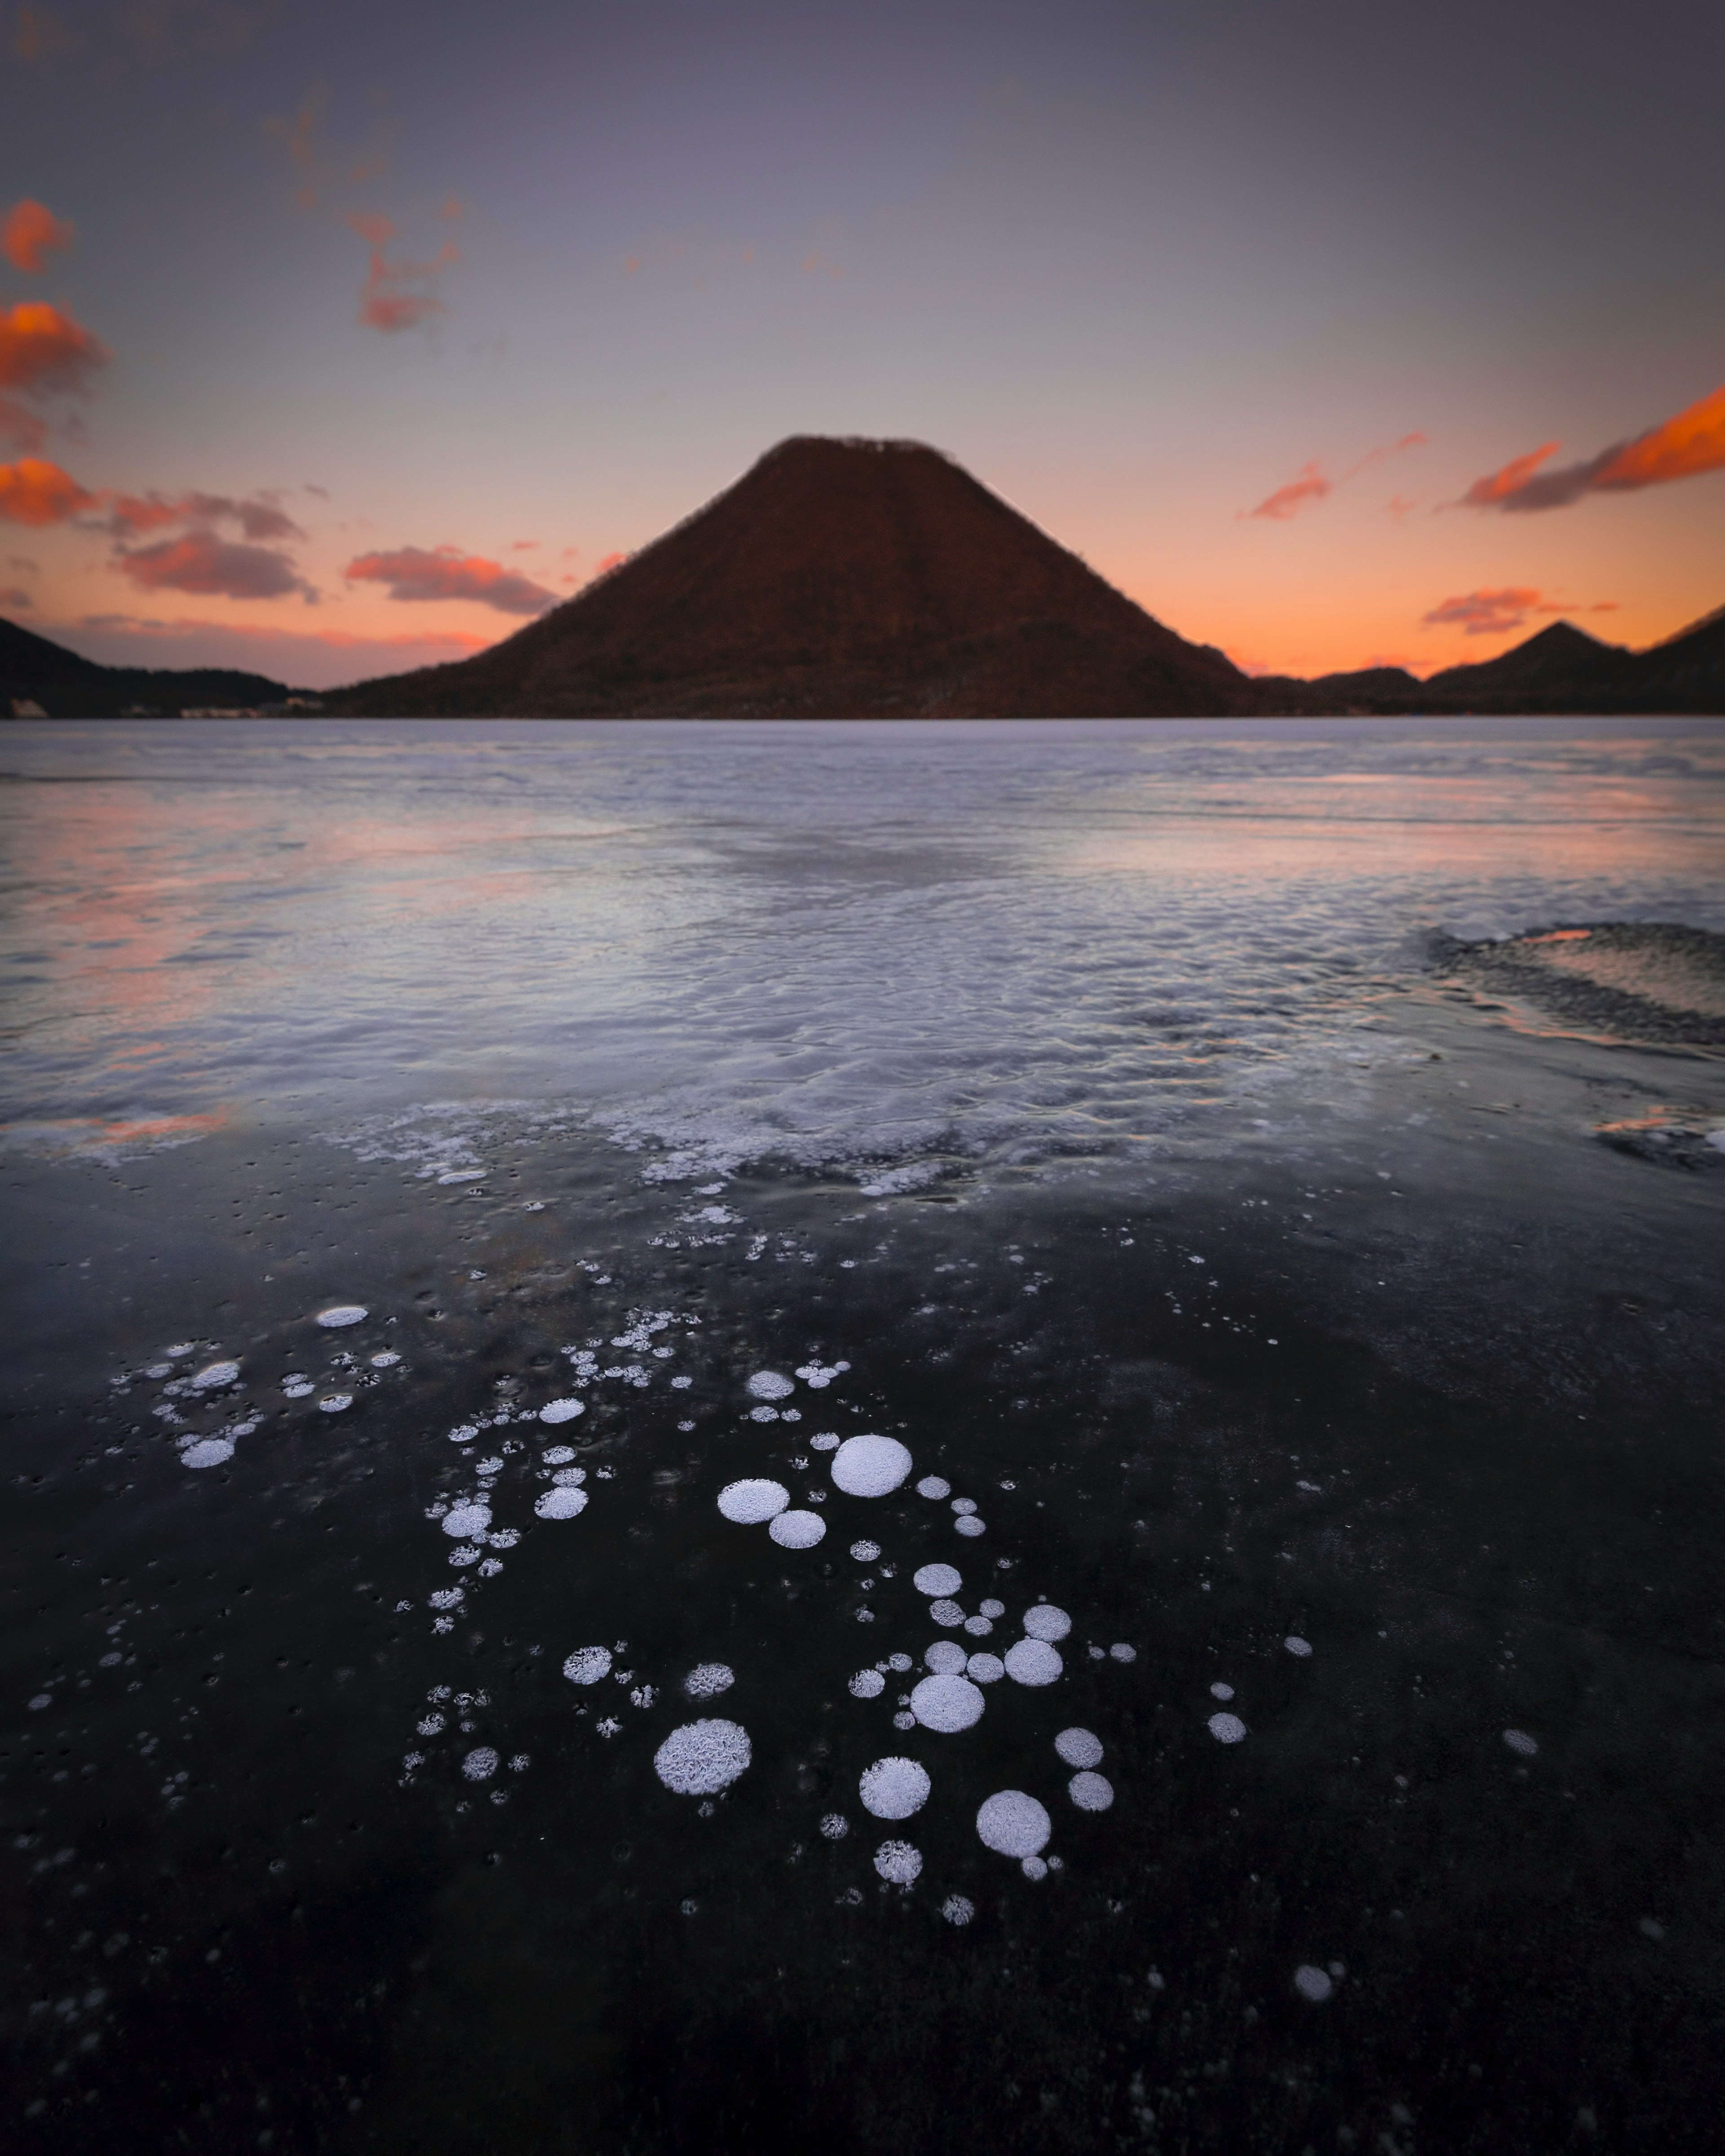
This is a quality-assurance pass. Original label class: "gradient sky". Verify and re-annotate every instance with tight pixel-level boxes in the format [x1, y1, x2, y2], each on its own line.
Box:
[3, 0, 1722, 689]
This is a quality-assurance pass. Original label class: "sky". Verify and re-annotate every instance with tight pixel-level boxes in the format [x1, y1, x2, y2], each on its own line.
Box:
[2, 0, 1722, 689]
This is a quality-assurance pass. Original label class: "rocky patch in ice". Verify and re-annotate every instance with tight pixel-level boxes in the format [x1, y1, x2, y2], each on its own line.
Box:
[563, 1646, 612, 1685]
[1004, 1639, 1062, 1687]
[1208, 1712, 1248, 1744]
[913, 1563, 962, 1597]
[1055, 1727, 1103, 1769]
[535, 1487, 589, 1520]
[859, 1756, 930, 1820]
[717, 1479, 789, 1524]
[1068, 1771, 1114, 1811]
[832, 1435, 913, 1498]
[1022, 1604, 1072, 1642]
[315, 1305, 367, 1328]
[655, 1719, 751, 1796]
[540, 1398, 585, 1424]
[874, 1840, 922, 1885]
[977, 1790, 1050, 1860]
[911, 1674, 985, 1733]
[769, 1510, 826, 1549]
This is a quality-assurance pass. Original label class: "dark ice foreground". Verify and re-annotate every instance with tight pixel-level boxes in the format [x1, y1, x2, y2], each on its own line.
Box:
[4, 717, 1724, 2154]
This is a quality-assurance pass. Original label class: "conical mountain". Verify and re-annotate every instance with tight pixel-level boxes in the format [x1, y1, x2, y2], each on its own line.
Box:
[328, 435, 1262, 717]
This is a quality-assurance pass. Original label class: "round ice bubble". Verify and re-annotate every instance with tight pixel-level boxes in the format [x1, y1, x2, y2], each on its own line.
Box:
[188, 1360, 239, 1391]
[442, 1503, 492, 1541]
[1210, 1682, 1235, 1701]
[1208, 1712, 1248, 1744]
[563, 1646, 612, 1685]
[849, 1669, 886, 1700]
[942, 1894, 975, 1925]
[769, 1510, 826, 1549]
[318, 1393, 353, 1414]
[540, 1398, 585, 1424]
[316, 1305, 367, 1328]
[462, 1747, 499, 1780]
[685, 1663, 734, 1699]
[544, 1445, 576, 1466]
[914, 1564, 962, 1597]
[850, 1541, 881, 1562]
[819, 1813, 848, 1840]
[180, 1438, 234, 1470]
[955, 1517, 986, 1538]
[887, 1653, 913, 1674]
[832, 1435, 913, 1498]
[747, 1371, 794, 1400]
[655, 1719, 752, 1795]
[1068, 1771, 1114, 1811]
[859, 1756, 931, 1820]
[1284, 1635, 1313, 1658]
[979, 1599, 1005, 1620]
[551, 1467, 587, 1487]
[1503, 1728, 1539, 1757]
[916, 1476, 951, 1499]
[929, 1599, 964, 1627]
[924, 1641, 968, 1675]
[911, 1674, 985, 1732]
[967, 1652, 1005, 1684]
[875, 1840, 922, 1885]
[1109, 1643, 1137, 1662]
[1293, 1965, 1334, 2002]
[951, 1498, 977, 1515]
[1055, 1727, 1103, 1769]
[809, 1433, 841, 1452]
[1022, 1856, 1048, 1881]
[1023, 1604, 1072, 1643]
[893, 1711, 915, 1731]
[1004, 1639, 1062, 1687]
[717, 1479, 790, 1524]
[370, 1351, 401, 1369]
[535, 1487, 589, 1520]
[977, 1790, 1051, 1859]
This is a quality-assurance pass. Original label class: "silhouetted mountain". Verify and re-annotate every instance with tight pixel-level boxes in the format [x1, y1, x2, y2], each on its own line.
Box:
[1421, 621, 1641, 710]
[327, 436, 1265, 718]
[1, 616, 301, 717]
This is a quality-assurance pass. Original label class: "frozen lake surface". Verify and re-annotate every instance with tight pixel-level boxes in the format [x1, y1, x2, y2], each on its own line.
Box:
[3, 716, 1724, 2154]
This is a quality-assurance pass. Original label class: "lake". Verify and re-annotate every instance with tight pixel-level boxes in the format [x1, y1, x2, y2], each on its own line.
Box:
[4, 716, 1725, 2154]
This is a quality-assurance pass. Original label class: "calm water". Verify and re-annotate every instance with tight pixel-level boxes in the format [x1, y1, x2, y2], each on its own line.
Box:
[4, 718, 1725, 2154]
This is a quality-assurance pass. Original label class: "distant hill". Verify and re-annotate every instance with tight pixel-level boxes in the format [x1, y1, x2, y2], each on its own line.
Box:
[1, 616, 303, 718]
[326, 435, 1265, 718]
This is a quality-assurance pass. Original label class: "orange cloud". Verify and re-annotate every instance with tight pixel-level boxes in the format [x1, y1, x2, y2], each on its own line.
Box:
[1420, 587, 1542, 636]
[2, 199, 75, 274]
[343, 544, 555, 614]
[1244, 462, 1331, 521]
[0, 300, 111, 398]
[115, 530, 317, 602]
[102, 489, 304, 542]
[1463, 383, 1725, 511]
[593, 551, 625, 576]
[0, 455, 96, 525]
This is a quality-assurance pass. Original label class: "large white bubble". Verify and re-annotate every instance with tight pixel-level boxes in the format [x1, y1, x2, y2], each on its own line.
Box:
[1023, 1604, 1072, 1642]
[442, 1503, 492, 1541]
[977, 1790, 1050, 1859]
[535, 1487, 588, 1520]
[874, 1840, 922, 1885]
[655, 1719, 752, 1795]
[913, 1563, 962, 1597]
[924, 1640, 968, 1675]
[1004, 1639, 1063, 1687]
[859, 1756, 931, 1820]
[746, 1371, 794, 1400]
[1055, 1727, 1103, 1769]
[315, 1305, 367, 1328]
[769, 1509, 826, 1548]
[1068, 1771, 1114, 1811]
[562, 1646, 612, 1685]
[179, 1438, 234, 1470]
[188, 1360, 240, 1391]
[967, 1652, 1005, 1684]
[717, 1478, 790, 1524]
[832, 1435, 913, 1498]
[911, 1674, 985, 1733]
[849, 1669, 886, 1700]
[1208, 1712, 1247, 1744]
[685, 1663, 735, 1698]
[540, 1398, 585, 1424]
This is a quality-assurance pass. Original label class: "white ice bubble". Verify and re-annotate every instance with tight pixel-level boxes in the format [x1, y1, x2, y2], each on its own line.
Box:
[963, 1615, 993, 1636]
[1004, 1639, 1063, 1687]
[438, 1170, 484, 1185]
[924, 1641, 968, 1675]
[951, 1498, 977, 1516]
[942, 1894, 975, 1926]
[283, 1382, 315, 1400]
[955, 1516, 986, 1538]
[809, 1432, 841, 1452]
[179, 1438, 234, 1470]
[1208, 1712, 1248, 1744]
[1109, 1643, 1137, 1663]
[929, 1599, 964, 1627]
[874, 1839, 922, 1885]
[1021, 1856, 1048, 1881]
[563, 1646, 612, 1685]
[655, 1719, 752, 1795]
[749, 1406, 779, 1424]
[832, 1435, 913, 1498]
[717, 1478, 790, 1524]
[911, 1674, 985, 1732]
[535, 1486, 589, 1520]
[1293, 1965, 1334, 2002]
[820, 1813, 849, 1840]
[318, 1393, 353, 1414]
[977, 1790, 1051, 1859]
[979, 1599, 1006, 1620]
[849, 1669, 887, 1699]
[544, 1445, 576, 1466]
[1068, 1770, 1114, 1811]
[1210, 1682, 1235, 1701]
[893, 1710, 916, 1730]
[746, 1371, 794, 1400]
[188, 1359, 239, 1391]
[967, 1652, 1005, 1684]
[887, 1652, 913, 1673]
[540, 1398, 586, 1424]
[1503, 1728, 1539, 1757]
[1284, 1636, 1314, 1658]
[370, 1351, 401, 1369]
[916, 1476, 951, 1499]
[315, 1305, 367, 1328]
[1023, 1604, 1072, 1642]
[859, 1756, 931, 1820]
[685, 1663, 735, 1698]
[1055, 1727, 1103, 1769]
[769, 1510, 827, 1549]
[913, 1564, 962, 1597]
[442, 1503, 492, 1540]
[462, 1747, 499, 1781]
[850, 1540, 882, 1562]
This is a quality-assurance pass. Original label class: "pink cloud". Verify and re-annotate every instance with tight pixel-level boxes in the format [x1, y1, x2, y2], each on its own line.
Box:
[0, 455, 97, 526]
[115, 530, 317, 603]
[1244, 463, 1332, 521]
[101, 489, 305, 542]
[342, 544, 556, 614]
[2, 199, 75, 274]
[1462, 382, 1725, 511]
[1420, 587, 1543, 637]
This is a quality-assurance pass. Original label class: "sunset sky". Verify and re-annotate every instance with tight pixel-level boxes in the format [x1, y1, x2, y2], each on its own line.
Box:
[3, 0, 1721, 689]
